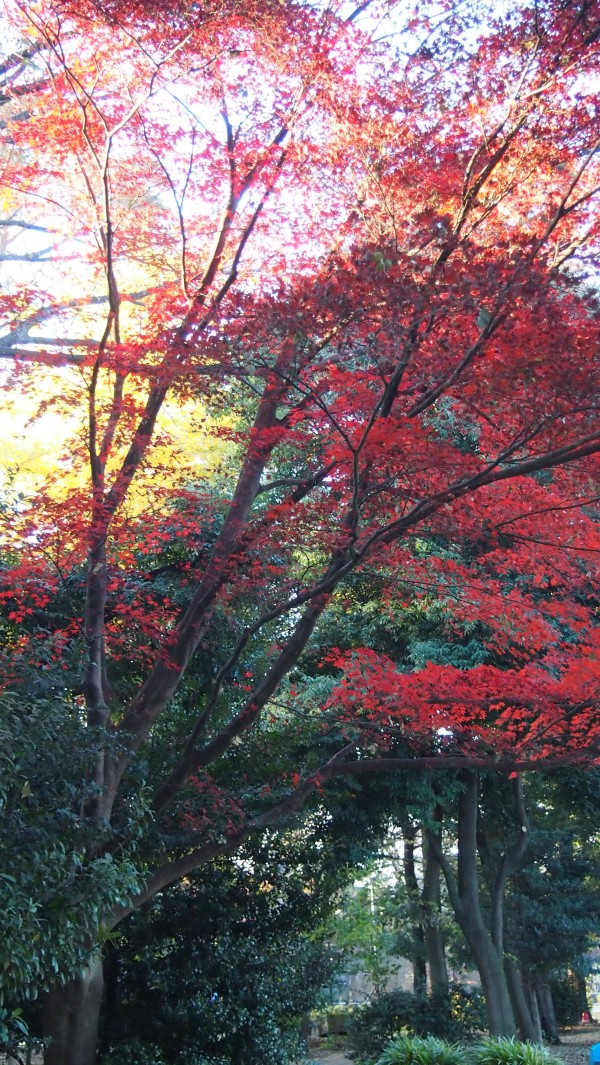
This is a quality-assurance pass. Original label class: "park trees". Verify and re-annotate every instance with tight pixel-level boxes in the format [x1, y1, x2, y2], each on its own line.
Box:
[502, 771, 600, 1039]
[98, 823, 359, 1065]
[1, 0, 600, 1060]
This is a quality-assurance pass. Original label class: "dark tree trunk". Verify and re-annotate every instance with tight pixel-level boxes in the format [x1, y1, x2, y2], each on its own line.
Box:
[401, 819, 427, 994]
[504, 957, 542, 1042]
[43, 959, 103, 1065]
[524, 972, 544, 1044]
[428, 773, 517, 1036]
[422, 813, 448, 994]
[458, 908, 516, 1036]
[98, 943, 120, 1058]
[476, 774, 538, 1039]
[536, 981, 560, 1043]
[413, 932, 427, 995]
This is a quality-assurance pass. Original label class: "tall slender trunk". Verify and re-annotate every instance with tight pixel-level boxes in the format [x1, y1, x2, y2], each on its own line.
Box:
[427, 773, 516, 1036]
[481, 776, 538, 1041]
[43, 958, 104, 1065]
[463, 918, 516, 1036]
[523, 972, 543, 1044]
[504, 957, 541, 1042]
[536, 981, 560, 1043]
[401, 818, 427, 994]
[98, 943, 120, 1059]
[422, 812, 448, 994]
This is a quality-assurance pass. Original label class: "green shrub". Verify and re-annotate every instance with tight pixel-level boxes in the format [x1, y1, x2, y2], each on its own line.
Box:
[347, 986, 486, 1063]
[96, 1041, 169, 1065]
[326, 1005, 353, 1035]
[98, 859, 337, 1065]
[100, 1044, 227, 1065]
[446, 985, 487, 1037]
[471, 1036, 563, 1065]
[376, 1034, 466, 1065]
[347, 989, 415, 1061]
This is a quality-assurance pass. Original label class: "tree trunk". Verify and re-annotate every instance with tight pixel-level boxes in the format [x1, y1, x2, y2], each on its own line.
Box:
[524, 973, 544, 1044]
[428, 773, 517, 1036]
[413, 931, 427, 995]
[536, 981, 560, 1043]
[504, 957, 541, 1042]
[98, 944, 119, 1059]
[401, 819, 427, 994]
[422, 814, 448, 994]
[481, 775, 536, 1039]
[458, 907, 516, 1035]
[43, 958, 103, 1065]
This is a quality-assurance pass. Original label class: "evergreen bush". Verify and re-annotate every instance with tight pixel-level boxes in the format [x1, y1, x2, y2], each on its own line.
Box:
[347, 986, 485, 1063]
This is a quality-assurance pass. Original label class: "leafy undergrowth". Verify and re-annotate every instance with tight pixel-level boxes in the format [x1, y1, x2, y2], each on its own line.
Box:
[470, 1036, 563, 1065]
[375, 1034, 465, 1065]
[362, 1035, 568, 1065]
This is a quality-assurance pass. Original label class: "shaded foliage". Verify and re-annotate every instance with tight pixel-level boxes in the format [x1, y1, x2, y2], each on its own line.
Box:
[348, 986, 486, 1064]
[0, 691, 145, 1004]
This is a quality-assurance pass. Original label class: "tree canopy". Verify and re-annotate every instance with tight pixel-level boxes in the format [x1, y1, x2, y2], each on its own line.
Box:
[1, 0, 600, 1056]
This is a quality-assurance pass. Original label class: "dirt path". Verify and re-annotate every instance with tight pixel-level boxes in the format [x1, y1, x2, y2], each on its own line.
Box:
[305, 1051, 352, 1065]
[553, 1024, 599, 1065]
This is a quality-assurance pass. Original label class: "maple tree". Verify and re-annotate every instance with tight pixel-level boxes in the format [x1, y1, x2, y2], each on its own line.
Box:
[1, 0, 600, 1059]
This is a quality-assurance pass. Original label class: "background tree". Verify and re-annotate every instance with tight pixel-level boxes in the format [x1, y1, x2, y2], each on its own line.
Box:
[97, 825, 360, 1065]
[503, 772, 600, 1040]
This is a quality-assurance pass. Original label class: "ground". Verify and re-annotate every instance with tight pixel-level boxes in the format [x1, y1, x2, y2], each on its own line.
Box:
[305, 1024, 600, 1065]
[552, 1024, 600, 1065]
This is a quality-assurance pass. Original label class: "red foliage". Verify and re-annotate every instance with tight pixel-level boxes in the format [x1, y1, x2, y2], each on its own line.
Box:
[1, 0, 600, 902]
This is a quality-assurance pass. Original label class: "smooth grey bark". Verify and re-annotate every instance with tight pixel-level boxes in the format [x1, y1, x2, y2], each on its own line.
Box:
[536, 980, 560, 1042]
[477, 777, 540, 1041]
[473, 776, 528, 963]
[43, 959, 104, 1065]
[422, 812, 449, 994]
[401, 819, 427, 993]
[461, 912, 516, 1035]
[524, 972, 544, 1044]
[504, 956, 542, 1042]
[427, 772, 517, 1036]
